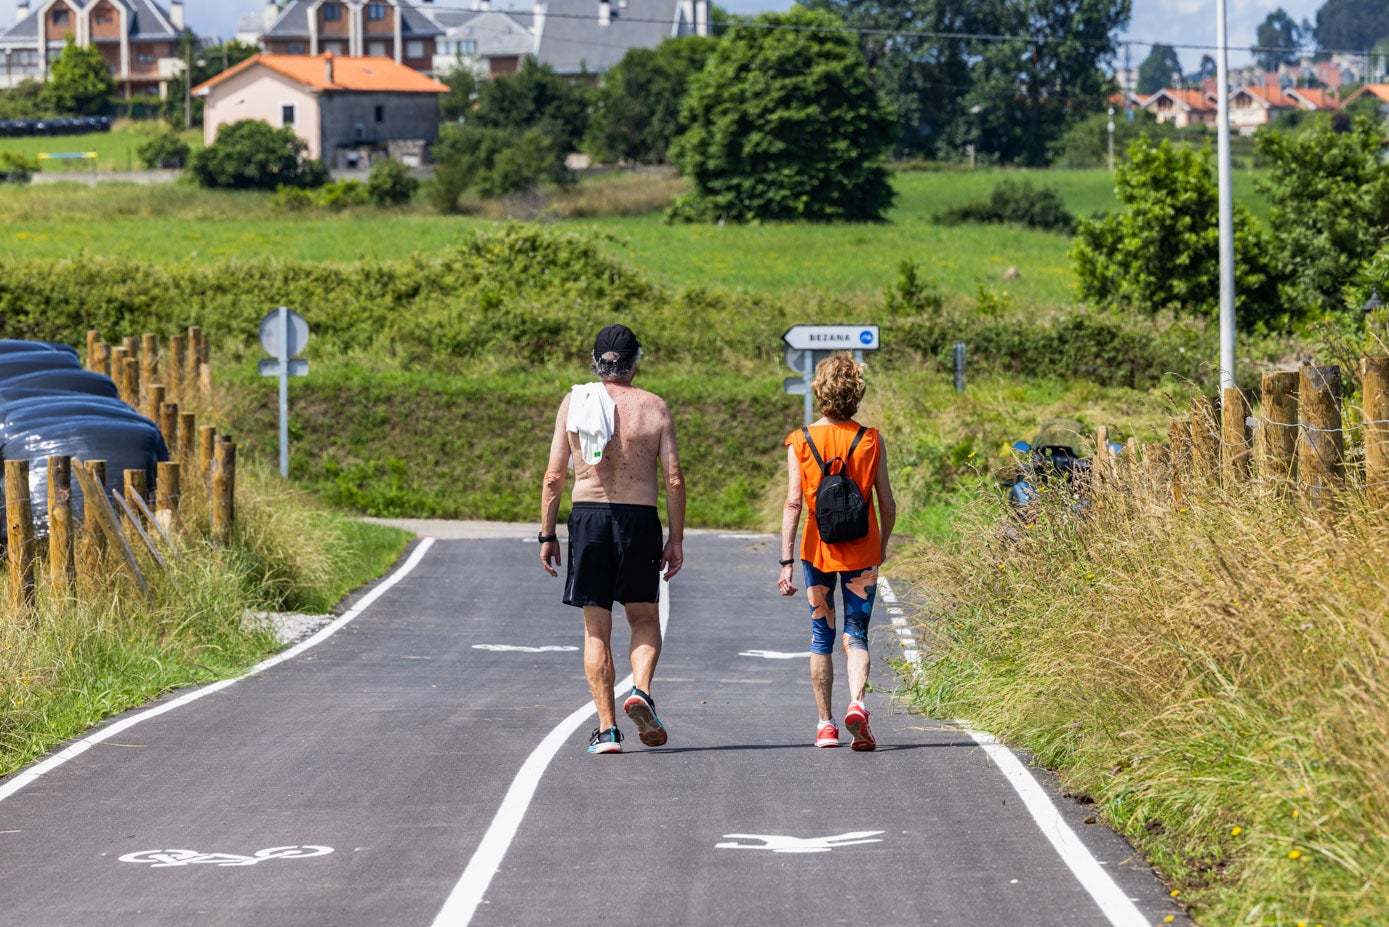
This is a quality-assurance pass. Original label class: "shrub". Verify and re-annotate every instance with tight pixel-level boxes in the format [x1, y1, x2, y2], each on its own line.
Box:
[189, 119, 328, 191]
[428, 125, 569, 211]
[1071, 138, 1284, 331]
[934, 179, 1075, 234]
[317, 179, 368, 211]
[271, 185, 314, 211]
[136, 131, 191, 169]
[366, 158, 418, 207]
[0, 152, 39, 185]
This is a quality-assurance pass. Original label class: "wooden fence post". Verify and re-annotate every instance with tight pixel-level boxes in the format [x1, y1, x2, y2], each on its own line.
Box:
[85, 330, 99, 371]
[1093, 426, 1114, 483]
[111, 346, 130, 403]
[91, 341, 111, 378]
[1190, 396, 1221, 482]
[1222, 387, 1254, 487]
[47, 455, 74, 599]
[185, 326, 201, 399]
[1258, 371, 1299, 481]
[82, 460, 107, 568]
[1297, 364, 1343, 501]
[168, 334, 186, 405]
[159, 401, 179, 450]
[139, 333, 158, 406]
[5, 459, 35, 610]
[122, 469, 148, 532]
[144, 384, 165, 424]
[122, 335, 137, 357]
[178, 412, 197, 464]
[199, 425, 217, 489]
[156, 461, 182, 533]
[122, 357, 139, 411]
[212, 437, 236, 544]
[71, 460, 152, 604]
[1363, 356, 1389, 505]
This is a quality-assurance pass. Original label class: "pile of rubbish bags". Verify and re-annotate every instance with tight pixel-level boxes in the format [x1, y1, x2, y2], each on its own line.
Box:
[0, 340, 168, 533]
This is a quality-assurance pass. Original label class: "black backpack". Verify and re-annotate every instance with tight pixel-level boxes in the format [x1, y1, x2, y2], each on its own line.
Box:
[802, 425, 870, 544]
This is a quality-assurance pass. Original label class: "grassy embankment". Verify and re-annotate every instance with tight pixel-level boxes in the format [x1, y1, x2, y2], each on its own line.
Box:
[0, 467, 411, 776]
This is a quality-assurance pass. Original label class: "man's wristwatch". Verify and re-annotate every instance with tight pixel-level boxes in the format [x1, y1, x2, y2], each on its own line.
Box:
[779, 559, 795, 567]
[538, 533, 558, 544]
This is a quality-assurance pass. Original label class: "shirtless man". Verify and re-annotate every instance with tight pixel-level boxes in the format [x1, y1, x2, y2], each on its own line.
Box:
[540, 324, 685, 755]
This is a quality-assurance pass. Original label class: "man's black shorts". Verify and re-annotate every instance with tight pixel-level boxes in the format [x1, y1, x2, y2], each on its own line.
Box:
[564, 502, 663, 609]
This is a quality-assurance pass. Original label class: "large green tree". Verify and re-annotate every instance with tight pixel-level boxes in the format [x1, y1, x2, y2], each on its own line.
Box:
[1314, 0, 1389, 53]
[585, 35, 718, 164]
[807, 0, 1129, 165]
[189, 119, 326, 190]
[40, 37, 114, 116]
[668, 7, 896, 222]
[471, 58, 589, 154]
[1136, 44, 1182, 95]
[1253, 9, 1302, 72]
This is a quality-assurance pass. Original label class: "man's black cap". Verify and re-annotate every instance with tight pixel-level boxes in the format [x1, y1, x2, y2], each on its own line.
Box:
[593, 323, 641, 360]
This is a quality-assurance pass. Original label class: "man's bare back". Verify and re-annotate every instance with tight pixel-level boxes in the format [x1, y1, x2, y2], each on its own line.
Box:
[560, 382, 676, 506]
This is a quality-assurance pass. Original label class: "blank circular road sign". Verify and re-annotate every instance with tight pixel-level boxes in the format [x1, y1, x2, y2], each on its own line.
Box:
[259, 307, 310, 359]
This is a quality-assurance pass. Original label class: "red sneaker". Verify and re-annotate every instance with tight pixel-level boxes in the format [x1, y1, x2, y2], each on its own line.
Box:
[844, 702, 876, 752]
[815, 720, 840, 748]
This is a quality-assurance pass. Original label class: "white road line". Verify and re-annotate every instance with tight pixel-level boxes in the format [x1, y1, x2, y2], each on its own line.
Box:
[431, 579, 671, 927]
[0, 537, 437, 805]
[879, 577, 898, 603]
[965, 729, 1149, 927]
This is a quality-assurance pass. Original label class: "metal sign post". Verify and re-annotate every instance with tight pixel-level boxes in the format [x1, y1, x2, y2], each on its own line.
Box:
[258, 307, 310, 477]
[781, 325, 881, 426]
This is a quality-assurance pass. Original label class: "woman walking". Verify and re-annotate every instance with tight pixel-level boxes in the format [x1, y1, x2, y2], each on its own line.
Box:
[778, 352, 896, 750]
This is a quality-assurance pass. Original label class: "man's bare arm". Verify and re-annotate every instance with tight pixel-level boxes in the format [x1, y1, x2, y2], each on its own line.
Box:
[540, 395, 572, 577]
[657, 401, 685, 580]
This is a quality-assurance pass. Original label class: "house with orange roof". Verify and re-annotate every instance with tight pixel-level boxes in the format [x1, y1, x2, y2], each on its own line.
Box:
[1342, 84, 1389, 107]
[1284, 87, 1340, 111]
[192, 52, 448, 171]
[1228, 85, 1296, 134]
[1139, 88, 1216, 129]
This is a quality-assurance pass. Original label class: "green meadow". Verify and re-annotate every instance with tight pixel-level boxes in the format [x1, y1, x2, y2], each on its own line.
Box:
[1, 123, 202, 173]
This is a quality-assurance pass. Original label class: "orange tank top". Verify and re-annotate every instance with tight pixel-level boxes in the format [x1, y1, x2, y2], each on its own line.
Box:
[786, 422, 881, 572]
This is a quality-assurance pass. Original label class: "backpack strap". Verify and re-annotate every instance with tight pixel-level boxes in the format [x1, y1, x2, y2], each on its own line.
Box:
[801, 426, 829, 475]
[844, 426, 867, 461]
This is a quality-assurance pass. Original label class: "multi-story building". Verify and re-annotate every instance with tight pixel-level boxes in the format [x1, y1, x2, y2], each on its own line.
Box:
[0, 0, 186, 96]
[259, 0, 443, 74]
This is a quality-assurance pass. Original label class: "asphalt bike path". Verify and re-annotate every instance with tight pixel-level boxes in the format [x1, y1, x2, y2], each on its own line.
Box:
[0, 529, 1190, 927]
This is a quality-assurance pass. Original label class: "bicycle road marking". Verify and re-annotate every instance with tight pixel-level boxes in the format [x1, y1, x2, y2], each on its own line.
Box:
[119, 846, 334, 868]
[0, 539, 436, 806]
[715, 831, 886, 853]
[472, 644, 578, 653]
[430, 579, 670, 927]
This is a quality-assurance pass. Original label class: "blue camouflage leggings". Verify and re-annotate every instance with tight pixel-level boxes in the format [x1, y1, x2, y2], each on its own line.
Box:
[802, 562, 879, 655]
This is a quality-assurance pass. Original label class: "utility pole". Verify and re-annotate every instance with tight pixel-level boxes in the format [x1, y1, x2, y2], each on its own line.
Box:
[1107, 107, 1115, 172]
[184, 40, 192, 131]
[1215, 0, 1236, 391]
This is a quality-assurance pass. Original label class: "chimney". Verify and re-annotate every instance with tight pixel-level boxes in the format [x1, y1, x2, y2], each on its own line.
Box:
[324, 51, 334, 84]
[17, 1, 30, 24]
[264, 0, 279, 32]
[170, 0, 184, 31]
[598, 0, 610, 26]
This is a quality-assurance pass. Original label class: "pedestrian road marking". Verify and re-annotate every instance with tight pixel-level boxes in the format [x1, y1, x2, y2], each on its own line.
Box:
[739, 649, 813, 660]
[715, 831, 885, 853]
[119, 846, 333, 868]
[472, 644, 578, 653]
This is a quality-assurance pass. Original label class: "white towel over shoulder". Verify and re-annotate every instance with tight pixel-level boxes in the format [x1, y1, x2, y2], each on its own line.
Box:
[566, 382, 616, 465]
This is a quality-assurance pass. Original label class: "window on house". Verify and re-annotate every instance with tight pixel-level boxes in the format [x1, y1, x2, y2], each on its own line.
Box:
[52, 9, 69, 25]
[282, 104, 296, 127]
[406, 41, 424, 59]
[96, 13, 113, 24]
[367, 41, 387, 57]
[135, 52, 155, 63]
[323, 3, 342, 21]
[324, 42, 345, 55]
[367, 3, 388, 21]
[287, 42, 306, 54]
[460, 39, 477, 56]
[374, 105, 385, 124]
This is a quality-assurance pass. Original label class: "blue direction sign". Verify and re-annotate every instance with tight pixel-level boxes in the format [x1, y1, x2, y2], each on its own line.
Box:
[782, 325, 880, 352]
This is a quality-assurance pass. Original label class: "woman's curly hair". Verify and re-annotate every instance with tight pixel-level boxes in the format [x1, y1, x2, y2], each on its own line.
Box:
[811, 353, 866, 421]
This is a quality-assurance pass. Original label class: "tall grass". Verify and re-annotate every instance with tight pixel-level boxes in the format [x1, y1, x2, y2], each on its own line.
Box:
[902, 461, 1389, 924]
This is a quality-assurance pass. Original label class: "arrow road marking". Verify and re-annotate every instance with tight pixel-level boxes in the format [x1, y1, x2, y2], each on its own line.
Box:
[472, 645, 578, 653]
[715, 831, 885, 853]
[119, 846, 334, 868]
[739, 649, 813, 660]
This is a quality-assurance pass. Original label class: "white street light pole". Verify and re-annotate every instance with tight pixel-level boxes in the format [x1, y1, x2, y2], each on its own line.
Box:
[1216, 0, 1236, 390]
[1107, 107, 1115, 172]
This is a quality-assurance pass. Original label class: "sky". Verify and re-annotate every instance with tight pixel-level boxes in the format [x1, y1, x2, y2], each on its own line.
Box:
[0, 0, 1330, 71]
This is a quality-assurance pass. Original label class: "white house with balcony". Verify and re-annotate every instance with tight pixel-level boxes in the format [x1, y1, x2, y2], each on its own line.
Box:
[0, 0, 186, 95]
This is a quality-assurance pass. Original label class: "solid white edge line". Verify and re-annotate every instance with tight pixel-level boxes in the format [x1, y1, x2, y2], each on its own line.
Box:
[963, 733, 1149, 926]
[431, 577, 671, 927]
[0, 537, 438, 805]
